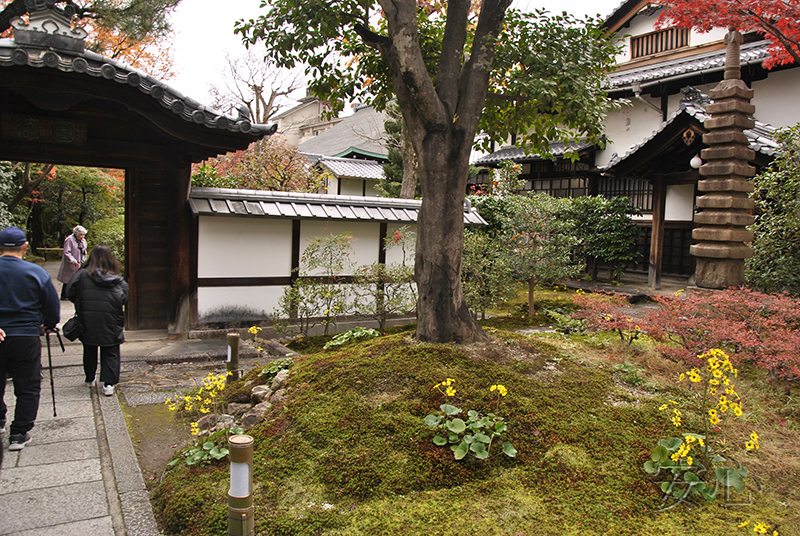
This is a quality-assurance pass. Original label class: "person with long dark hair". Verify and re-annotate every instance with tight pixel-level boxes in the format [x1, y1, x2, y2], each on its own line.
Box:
[66, 245, 128, 396]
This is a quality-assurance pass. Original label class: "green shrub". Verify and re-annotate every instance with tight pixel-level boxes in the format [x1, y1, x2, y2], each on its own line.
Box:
[87, 214, 124, 268]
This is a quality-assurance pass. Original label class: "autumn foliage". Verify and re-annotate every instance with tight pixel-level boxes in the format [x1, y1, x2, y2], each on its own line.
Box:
[657, 0, 800, 68]
[570, 288, 800, 388]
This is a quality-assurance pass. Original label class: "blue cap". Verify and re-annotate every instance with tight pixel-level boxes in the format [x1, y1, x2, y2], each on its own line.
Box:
[0, 226, 28, 247]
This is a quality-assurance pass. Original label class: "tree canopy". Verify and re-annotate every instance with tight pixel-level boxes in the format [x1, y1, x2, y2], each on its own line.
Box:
[0, 0, 180, 77]
[236, 0, 619, 343]
[657, 0, 800, 68]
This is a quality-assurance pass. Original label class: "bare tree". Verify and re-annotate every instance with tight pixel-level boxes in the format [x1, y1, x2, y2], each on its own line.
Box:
[208, 50, 303, 124]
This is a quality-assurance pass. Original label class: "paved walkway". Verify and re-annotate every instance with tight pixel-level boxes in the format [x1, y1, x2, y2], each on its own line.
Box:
[1, 264, 261, 536]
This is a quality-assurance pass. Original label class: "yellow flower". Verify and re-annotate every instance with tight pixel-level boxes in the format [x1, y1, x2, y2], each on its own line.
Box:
[686, 456, 693, 466]
[659, 403, 669, 411]
[679, 373, 686, 382]
[754, 522, 771, 534]
[739, 521, 750, 528]
[709, 415, 720, 425]
[445, 386, 456, 397]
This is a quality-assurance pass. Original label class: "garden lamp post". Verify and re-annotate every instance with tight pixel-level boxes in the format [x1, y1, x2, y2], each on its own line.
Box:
[228, 434, 254, 536]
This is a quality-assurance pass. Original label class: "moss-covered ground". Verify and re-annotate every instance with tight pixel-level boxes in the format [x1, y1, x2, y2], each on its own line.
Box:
[151, 292, 800, 536]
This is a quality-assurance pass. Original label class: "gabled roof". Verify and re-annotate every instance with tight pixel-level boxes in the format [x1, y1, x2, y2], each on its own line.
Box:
[606, 41, 772, 91]
[189, 188, 487, 226]
[298, 105, 388, 158]
[0, 3, 275, 137]
[599, 88, 779, 173]
[473, 140, 595, 166]
[312, 156, 386, 181]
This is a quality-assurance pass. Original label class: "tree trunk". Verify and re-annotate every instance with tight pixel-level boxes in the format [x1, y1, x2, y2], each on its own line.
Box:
[399, 115, 418, 199]
[414, 134, 488, 343]
[528, 278, 535, 317]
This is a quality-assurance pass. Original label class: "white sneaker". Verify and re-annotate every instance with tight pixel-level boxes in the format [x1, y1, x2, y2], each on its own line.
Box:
[85, 380, 96, 387]
[102, 384, 115, 396]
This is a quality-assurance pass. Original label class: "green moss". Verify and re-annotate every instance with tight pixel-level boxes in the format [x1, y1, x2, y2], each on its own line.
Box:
[153, 330, 797, 536]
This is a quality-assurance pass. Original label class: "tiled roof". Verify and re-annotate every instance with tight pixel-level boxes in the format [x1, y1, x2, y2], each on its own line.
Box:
[0, 4, 275, 137]
[313, 156, 386, 180]
[473, 140, 595, 166]
[298, 105, 389, 158]
[606, 41, 771, 90]
[189, 188, 487, 226]
[599, 88, 779, 172]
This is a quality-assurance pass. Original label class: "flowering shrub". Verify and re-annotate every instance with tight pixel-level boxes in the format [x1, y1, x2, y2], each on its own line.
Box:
[424, 379, 517, 460]
[643, 288, 800, 389]
[569, 290, 641, 343]
[165, 372, 240, 466]
[644, 350, 760, 509]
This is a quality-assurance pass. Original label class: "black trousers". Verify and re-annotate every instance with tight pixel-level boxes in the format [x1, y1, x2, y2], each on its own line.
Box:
[0, 336, 42, 436]
[82, 344, 121, 386]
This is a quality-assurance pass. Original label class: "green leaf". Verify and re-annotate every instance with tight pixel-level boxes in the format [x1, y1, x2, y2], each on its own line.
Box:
[502, 441, 517, 457]
[471, 442, 489, 459]
[711, 454, 727, 463]
[467, 410, 479, 420]
[660, 481, 671, 493]
[652, 445, 668, 462]
[424, 415, 442, 427]
[433, 435, 447, 446]
[202, 441, 215, 451]
[494, 422, 507, 434]
[683, 471, 699, 483]
[446, 418, 466, 434]
[210, 447, 228, 459]
[463, 434, 474, 444]
[441, 404, 462, 416]
[643, 460, 657, 474]
[474, 433, 491, 444]
[452, 441, 469, 460]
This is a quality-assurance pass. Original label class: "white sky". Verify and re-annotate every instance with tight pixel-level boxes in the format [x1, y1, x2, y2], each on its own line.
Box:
[168, 0, 624, 109]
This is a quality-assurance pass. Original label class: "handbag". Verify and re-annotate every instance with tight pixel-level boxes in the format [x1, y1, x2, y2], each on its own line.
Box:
[62, 315, 83, 341]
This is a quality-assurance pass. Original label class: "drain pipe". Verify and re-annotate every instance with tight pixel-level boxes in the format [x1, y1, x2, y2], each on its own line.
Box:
[631, 82, 664, 116]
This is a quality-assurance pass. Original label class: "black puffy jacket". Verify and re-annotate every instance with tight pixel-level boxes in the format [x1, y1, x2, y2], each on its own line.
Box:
[67, 268, 129, 346]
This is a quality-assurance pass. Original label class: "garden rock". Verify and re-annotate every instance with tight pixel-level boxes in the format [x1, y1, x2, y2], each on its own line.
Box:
[227, 403, 252, 416]
[241, 401, 272, 429]
[271, 369, 289, 391]
[197, 413, 217, 431]
[214, 414, 235, 431]
[270, 388, 287, 404]
[251, 385, 273, 402]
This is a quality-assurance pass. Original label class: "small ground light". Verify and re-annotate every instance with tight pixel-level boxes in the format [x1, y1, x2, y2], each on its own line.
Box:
[690, 154, 703, 169]
[228, 434, 254, 536]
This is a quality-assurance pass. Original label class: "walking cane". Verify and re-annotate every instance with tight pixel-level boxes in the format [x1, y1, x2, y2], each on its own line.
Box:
[44, 329, 62, 418]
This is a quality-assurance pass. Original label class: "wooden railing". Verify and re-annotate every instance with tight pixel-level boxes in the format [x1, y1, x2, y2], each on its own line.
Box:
[631, 27, 690, 59]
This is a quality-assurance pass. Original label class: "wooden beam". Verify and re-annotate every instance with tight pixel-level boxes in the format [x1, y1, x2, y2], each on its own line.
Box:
[648, 178, 667, 289]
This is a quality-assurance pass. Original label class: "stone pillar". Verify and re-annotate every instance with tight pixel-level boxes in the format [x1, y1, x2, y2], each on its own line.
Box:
[690, 28, 755, 288]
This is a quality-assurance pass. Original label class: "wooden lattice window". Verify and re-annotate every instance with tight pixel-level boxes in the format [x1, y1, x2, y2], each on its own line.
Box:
[631, 27, 690, 58]
[599, 178, 653, 212]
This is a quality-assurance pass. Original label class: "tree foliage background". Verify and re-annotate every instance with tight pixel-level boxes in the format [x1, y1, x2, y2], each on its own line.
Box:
[746, 123, 800, 295]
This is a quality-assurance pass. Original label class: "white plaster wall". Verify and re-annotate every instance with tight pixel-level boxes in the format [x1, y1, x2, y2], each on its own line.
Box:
[340, 178, 364, 196]
[198, 217, 293, 277]
[300, 220, 381, 275]
[197, 286, 286, 320]
[614, 12, 726, 63]
[665, 184, 696, 221]
[751, 69, 800, 128]
[385, 223, 417, 266]
[598, 99, 665, 167]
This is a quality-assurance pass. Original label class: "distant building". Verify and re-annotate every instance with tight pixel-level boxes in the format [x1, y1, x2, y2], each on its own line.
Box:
[475, 0, 796, 284]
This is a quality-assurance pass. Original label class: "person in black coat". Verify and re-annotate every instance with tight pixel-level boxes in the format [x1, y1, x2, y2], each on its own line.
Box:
[66, 245, 128, 396]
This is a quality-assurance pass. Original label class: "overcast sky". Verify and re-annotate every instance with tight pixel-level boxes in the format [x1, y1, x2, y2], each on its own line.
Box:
[168, 0, 624, 109]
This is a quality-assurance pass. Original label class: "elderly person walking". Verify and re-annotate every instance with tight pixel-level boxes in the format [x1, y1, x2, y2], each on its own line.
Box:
[0, 226, 60, 450]
[57, 225, 87, 299]
[66, 244, 128, 396]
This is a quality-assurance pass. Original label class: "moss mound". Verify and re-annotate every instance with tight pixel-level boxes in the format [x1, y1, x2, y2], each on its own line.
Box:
[153, 332, 794, 536]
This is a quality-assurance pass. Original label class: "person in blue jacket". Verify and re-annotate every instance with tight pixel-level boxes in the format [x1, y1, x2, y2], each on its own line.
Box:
[0, 226, 60, 451]
[67, 244, 128, 397]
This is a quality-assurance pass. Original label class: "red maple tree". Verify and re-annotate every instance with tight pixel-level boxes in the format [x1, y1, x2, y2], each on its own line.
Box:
[657, 0, 800, 69]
